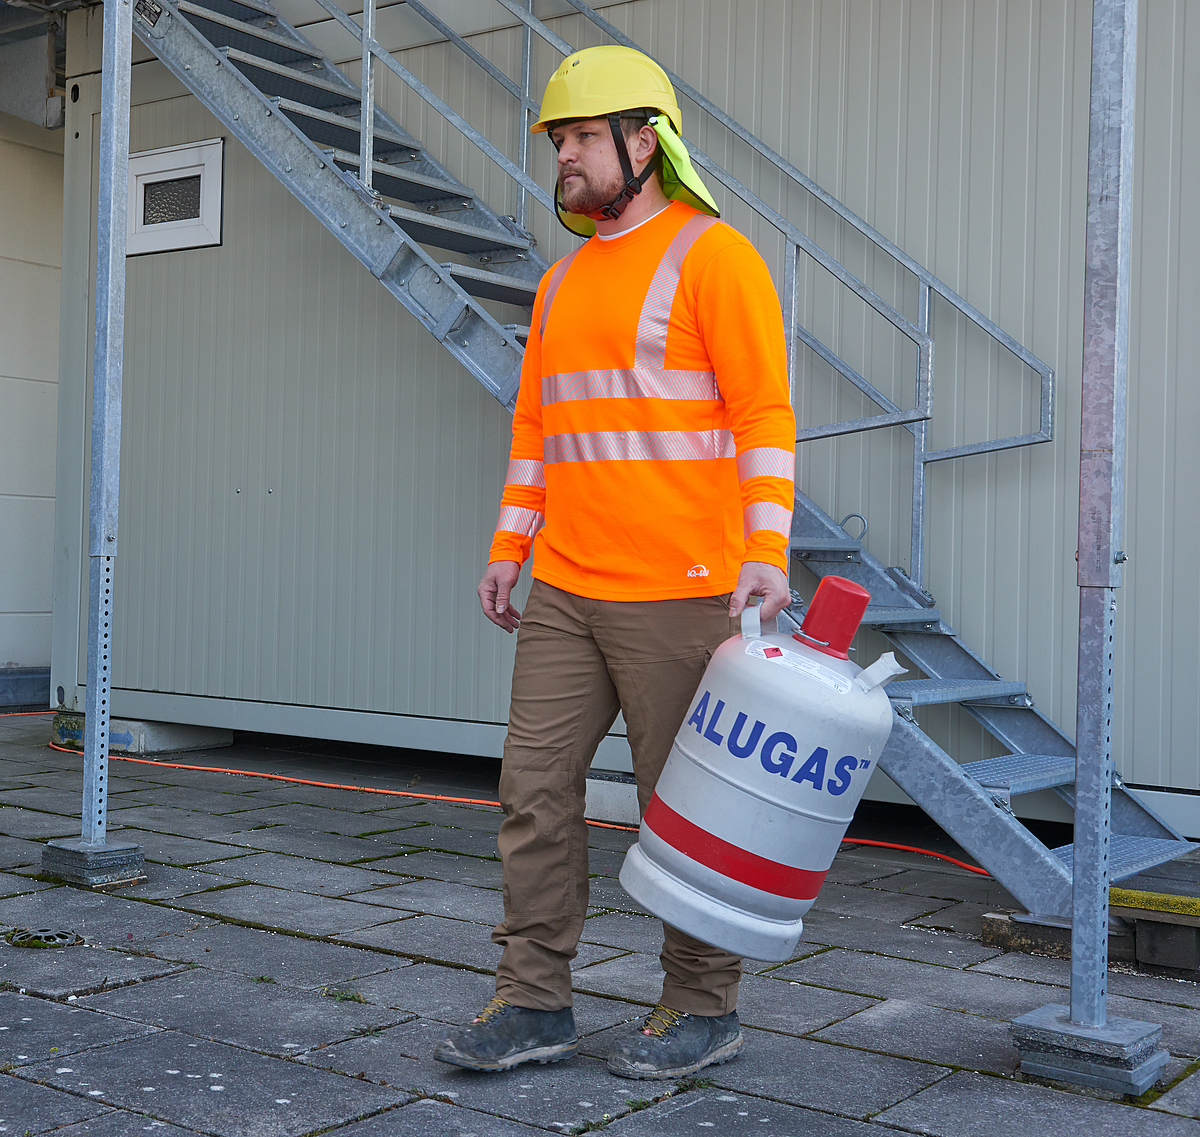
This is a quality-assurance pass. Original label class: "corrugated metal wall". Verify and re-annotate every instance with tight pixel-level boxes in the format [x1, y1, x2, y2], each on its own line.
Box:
[0, 110, 62, 670]
[58, 1, 1200, 796]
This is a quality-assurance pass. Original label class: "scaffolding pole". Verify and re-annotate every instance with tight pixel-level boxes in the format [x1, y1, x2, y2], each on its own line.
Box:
[42, 0, 145, 889]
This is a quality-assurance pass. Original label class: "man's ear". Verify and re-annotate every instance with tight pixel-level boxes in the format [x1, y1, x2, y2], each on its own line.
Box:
[634, 124, 660, 167]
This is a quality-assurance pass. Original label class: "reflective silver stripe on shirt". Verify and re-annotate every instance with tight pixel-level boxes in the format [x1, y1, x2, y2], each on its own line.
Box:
[505, 458, 545, 488]
[743, 501, 793, 538]
[544, 429, 736, 464]
[538, 247, 581, 339]
[736, 446, 795, 483]
[634, 214, 720, 370]
[496, 505, 545, 537]
[542, 368, 718, 405]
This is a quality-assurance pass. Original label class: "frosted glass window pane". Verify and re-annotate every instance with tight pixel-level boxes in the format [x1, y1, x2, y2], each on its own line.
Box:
[143, 175, 202, 225]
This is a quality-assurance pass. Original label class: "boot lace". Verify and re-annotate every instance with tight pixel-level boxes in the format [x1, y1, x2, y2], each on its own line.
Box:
[472, 995, 512, 1024]
[641, 1003, 689, 1037]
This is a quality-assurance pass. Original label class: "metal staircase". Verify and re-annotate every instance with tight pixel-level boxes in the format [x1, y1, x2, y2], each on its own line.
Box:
[132, 0, 549, 409]
[791, 495, 1192, 922]
[126, 0, 1192, 921]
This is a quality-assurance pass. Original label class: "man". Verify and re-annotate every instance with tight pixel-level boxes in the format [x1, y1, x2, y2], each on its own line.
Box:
[435, 44, 795, 1079]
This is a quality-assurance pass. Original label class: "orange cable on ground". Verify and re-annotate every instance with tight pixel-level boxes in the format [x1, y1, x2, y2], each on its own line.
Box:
[44, 740, 991, 869]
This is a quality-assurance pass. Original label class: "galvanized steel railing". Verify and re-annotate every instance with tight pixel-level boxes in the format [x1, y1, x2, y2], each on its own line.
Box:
[329, 0, 1054, 588]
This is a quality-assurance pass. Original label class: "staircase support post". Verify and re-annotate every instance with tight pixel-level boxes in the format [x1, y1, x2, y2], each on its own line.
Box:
[1011, 0, 1167, 1094]
[42, 0, 145, 889]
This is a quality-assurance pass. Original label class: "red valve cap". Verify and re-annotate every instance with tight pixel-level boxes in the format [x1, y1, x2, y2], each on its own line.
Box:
[796, 576, 870, 659]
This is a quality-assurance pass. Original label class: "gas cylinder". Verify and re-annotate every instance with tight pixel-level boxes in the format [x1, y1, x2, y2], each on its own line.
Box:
[619, 576, 905, 961]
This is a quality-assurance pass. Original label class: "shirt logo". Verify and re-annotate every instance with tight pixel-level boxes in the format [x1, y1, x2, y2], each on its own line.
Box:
[686, 564, 709, 578]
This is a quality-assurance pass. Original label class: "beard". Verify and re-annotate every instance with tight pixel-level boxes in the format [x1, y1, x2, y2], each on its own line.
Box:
[558, 166, 626, 216]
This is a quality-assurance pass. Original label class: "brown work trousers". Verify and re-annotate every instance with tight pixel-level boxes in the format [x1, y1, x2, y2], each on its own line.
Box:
[491, 579, 743, 1015]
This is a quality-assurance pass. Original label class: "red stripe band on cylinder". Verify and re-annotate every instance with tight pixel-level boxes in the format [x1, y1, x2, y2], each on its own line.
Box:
[643, 794, 828, 901]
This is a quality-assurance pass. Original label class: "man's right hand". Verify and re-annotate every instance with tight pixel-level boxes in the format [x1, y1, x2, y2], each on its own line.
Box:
[478, 561, 522, 633]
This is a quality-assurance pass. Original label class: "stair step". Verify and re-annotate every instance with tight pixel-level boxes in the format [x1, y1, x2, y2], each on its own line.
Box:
[329, 149, 470, 205]
[179, 1, 319, 66]
[791, 535, 861, 562]
[224, 49, 358, 110]
[960, 753, 1076, 795]
[445, 264, 538, 307]
[1053, 835, 1197, 884]
[888, 678, 1026, 706]
[187, 0, 276, 24]
[863, 605, 942, 628]
[388, 204, 533, 256]
[275, 99, 419, 158]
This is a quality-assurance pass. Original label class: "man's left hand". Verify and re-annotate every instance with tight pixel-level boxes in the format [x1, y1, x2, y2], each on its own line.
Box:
[729, 562, 790, 619]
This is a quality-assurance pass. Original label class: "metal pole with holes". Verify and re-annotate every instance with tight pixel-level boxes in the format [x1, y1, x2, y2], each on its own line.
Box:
[358, 0, 374, 191]
[43, 0, 145, 889]
[1010, 0, 1166, 1092]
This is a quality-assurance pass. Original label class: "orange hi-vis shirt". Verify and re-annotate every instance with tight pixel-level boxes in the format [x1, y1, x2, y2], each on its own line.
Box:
[488, 201, 795, 602]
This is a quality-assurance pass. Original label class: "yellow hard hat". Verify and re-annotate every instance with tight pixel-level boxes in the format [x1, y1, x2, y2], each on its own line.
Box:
[532, 45, 683, 135]
[533, 45, 719, 237]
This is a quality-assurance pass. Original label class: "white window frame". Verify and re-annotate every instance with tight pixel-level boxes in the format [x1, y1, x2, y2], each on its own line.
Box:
[127, 138, 224, 255]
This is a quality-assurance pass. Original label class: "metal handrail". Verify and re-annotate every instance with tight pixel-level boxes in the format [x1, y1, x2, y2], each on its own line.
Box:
[320, 0, 1053, 587]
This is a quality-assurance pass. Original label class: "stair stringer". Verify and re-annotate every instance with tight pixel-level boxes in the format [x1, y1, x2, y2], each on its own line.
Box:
[879, 713, 1074, 919]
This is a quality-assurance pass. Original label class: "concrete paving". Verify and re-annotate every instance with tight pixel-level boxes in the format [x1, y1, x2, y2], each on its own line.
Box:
[2, 712, 1199, 1136]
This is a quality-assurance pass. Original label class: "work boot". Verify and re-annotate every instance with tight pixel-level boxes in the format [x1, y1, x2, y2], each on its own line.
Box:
[434, 995, 578, 1071]
[607, 1004, 743, 1079]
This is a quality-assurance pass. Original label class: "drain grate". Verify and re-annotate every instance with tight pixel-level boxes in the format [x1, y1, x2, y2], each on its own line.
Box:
[6, 928, 81, 948]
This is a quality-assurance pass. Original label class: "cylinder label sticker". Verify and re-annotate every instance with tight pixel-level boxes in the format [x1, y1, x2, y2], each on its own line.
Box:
[746, 640, 852, 694]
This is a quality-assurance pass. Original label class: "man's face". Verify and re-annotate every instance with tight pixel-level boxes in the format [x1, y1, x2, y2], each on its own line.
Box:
[549, 119, 627, 214]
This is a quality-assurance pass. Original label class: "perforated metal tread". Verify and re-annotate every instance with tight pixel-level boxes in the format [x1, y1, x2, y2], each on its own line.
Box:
[888, 678, 1026, 706]
[178, 1, 320, 64]
[960, 753, 1077, 794]
[446, 264, 538, 306]
[863, 605, 942, 627]
[1052, 835, 1196, 883]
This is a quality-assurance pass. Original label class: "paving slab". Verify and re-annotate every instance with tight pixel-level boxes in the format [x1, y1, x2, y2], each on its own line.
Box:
[813, 997, 1019, 1073]
[369, 850, 504, 888]
[580, 911, 665, 954]
[13, 1030, 413, 1137]
[0, 990, 159, 1064]
[144, 920, 410, 988]
[118, 864, 241, 900]
[798, 909, 1002, 965]
[1154, 1065, 1200, 1118]
[810, 882, 954, 924]
[865, 865, 1019, 907]
[571, 951, 665, 1005]
[0, 868, 56, 895]
[166, 882, 400, 935]
[392, 824, 502, 859]
[602, 1087, 900, 1136]
[0, 1074, 112, 1134]
[580, 1022, 950, 1118]
[0, 805, 84, 838]
[115, 786, 275, 813]
[823, 858, 907, 886]
[734, 972, 878, 1034]
[876, 1069, 1200, 1135]
[1108, 993, 1200, 1058]
[0, 939, 188, 999]
[92, 805, 258, 839]
[363, 801, 506, 829]
[775, 948, 1050, 1018]
[343, 878, 505, 923]
[585, 874, 653, 913]
[972, 952, 1200, 1008]
[50, 1112, 207, 1135]
[907, 899, 996, 937]
[111, 828, 256, 866]
[196, 850, 409, 895]
[219, 825, 416, 862]
[206, 803, 407, 835]
[3, 786, 135, 814]
[0, 889, 216, 950]
[79, 967, 412, 1056]
[332, 1096, 546, 1136]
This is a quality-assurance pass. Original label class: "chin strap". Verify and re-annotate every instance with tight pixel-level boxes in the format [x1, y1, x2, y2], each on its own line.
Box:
[584, 112, 662, 222]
